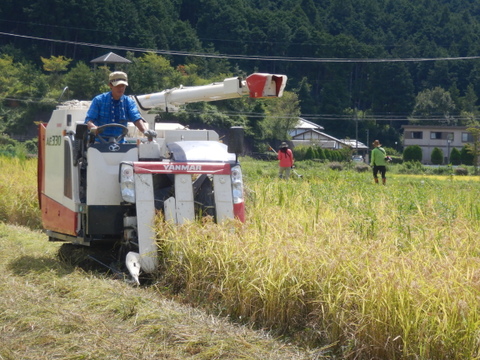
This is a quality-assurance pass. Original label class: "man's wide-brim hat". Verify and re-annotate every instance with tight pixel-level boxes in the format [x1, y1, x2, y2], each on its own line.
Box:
[372, 139, 381, 147]
[109, 71, 129, 87]
[280, 142, 288, 148]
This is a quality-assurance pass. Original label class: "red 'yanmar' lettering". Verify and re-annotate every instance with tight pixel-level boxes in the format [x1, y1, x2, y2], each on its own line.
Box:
[133, 162, 231, 175]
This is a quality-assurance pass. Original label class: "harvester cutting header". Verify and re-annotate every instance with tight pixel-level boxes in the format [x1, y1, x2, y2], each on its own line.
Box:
[37, 72, 287, 283]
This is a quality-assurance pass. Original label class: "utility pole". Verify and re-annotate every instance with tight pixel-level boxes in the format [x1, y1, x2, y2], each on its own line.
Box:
[366, 129, 370, 163]
[355, 108, 358, 155]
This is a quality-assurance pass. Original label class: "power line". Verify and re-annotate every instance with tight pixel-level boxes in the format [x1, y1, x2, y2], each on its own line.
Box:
[1, 96, 471, 122]
[2, 31, 480, 63]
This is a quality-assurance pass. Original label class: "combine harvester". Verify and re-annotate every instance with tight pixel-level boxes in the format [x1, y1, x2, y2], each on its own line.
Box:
[37, 73, 287, 283]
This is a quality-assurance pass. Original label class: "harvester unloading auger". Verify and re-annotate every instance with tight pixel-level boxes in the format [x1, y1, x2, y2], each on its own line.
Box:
[38, 73, 287, 284]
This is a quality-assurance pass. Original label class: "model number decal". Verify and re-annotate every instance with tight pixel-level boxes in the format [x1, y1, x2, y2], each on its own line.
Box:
[46, 135, 62, 146]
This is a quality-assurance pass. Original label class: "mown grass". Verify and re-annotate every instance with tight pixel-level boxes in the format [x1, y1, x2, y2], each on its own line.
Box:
[0, 224, 311, 359]
[2, 155, 480, 359]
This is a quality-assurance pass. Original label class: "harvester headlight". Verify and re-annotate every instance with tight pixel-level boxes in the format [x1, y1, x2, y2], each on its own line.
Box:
[120, 163, 136, 203]
[230, 165, 244, 204]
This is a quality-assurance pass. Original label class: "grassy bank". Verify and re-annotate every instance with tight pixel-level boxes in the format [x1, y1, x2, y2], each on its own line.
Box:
[2, 155, 480, 358]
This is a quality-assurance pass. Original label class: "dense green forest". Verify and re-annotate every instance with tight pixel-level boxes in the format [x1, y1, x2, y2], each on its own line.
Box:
[2, 0, 480, 149]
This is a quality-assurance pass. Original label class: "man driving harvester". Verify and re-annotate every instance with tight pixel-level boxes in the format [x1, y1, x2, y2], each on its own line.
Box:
[85, 71, 157, 142]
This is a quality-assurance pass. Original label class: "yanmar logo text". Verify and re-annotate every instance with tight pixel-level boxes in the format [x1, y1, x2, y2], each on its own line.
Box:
[162, 164, 203, 171]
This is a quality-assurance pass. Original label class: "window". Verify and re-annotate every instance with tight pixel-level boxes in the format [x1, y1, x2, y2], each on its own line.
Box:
[462, 132, 474, 142]
[411, 131, 423, 139]
[430, 131, 454, 140]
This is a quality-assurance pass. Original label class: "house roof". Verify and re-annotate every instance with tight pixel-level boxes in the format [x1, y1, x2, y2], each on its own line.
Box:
[295, 118, 324, 130]
[292, 128, 340, 142]
[90, 52, 132, 64]
[292, 128, 368, 149]
[340, 138, 368, 150]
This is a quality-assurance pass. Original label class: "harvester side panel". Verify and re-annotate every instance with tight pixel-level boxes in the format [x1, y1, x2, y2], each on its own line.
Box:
[37, 123, 46, 208]
[40, 194, 77, 236]
[40, 119, 80, 236]
[213, 175, 234, 222]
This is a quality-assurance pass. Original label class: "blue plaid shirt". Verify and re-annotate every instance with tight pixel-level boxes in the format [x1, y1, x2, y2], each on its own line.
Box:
[85, 92, 143, 141]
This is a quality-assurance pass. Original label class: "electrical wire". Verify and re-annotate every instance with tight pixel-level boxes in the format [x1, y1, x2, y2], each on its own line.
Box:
[0, 95, 465, 122]
[2, 31, 480, 63]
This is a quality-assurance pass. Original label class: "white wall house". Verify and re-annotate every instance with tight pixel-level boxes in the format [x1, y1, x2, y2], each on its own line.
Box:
[289, 118, 368, 154]
[402, 125, 472, 164]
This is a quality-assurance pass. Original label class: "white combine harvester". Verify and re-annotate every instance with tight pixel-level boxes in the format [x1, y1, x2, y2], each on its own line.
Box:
[37, 73, 287, 283]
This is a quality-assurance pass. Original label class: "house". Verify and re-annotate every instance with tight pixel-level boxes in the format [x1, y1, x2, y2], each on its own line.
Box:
[289, 118, 368, 155]
[402, 125, 471, 164]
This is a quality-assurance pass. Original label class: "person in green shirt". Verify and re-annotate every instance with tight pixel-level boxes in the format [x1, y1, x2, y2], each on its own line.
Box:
[370, 139, 388, 185]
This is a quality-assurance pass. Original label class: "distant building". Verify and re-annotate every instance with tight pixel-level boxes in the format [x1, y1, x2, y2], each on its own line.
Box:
[289, 118, 368, 155]
[90, 52, 131, 70]
[402, 125, 470, 164]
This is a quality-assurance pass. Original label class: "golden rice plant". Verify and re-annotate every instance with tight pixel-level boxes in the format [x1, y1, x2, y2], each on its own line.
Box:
[0, 156, 41, 228]
[157, 160, 480, 359]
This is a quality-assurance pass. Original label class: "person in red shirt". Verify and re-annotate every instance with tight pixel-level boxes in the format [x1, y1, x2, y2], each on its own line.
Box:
[278, 142, 294, 179]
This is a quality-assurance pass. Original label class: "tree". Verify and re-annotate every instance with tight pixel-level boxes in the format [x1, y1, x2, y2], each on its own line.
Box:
[431, 147, 443, 165]
[41, 55, 72, 73]
[410, 87, 456, 125]
[460, 146, 474, 165]
[259, 91, 301, 142]
[461, 84, 478, 114]
[128, 53, 182, 95]
[369, 63, 415, 115]
[41, 55, 72, 90]
[465, 122, 480, 174]
[403, 145, 422, 162]
[0, 54, 32, 98]
[64, 62, 96, 100]
[450, 147, 461, 165]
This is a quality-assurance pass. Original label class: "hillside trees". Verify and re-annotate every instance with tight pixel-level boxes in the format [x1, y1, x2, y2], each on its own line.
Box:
[0, 54, 53, 134]
[3, 0, 480, 147]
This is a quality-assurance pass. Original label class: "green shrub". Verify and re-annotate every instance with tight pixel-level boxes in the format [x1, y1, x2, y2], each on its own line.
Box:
[460, 146, 474, 165]
[292, 145, 308, 161]
[397, 161, 425, 174]
[403, 145, 422, 162]
[432, 166, 451, 175]
[24, 139, 38, 154]
[304, 147, 315, 160]
[317, 147, 326, 160]
[431, 147, 443, 165]
[450, 148, 461, 165]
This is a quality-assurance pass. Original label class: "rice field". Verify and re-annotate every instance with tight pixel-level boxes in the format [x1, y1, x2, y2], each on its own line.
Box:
[157, 159, 480, 359]
[2, 155, 480, 359]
